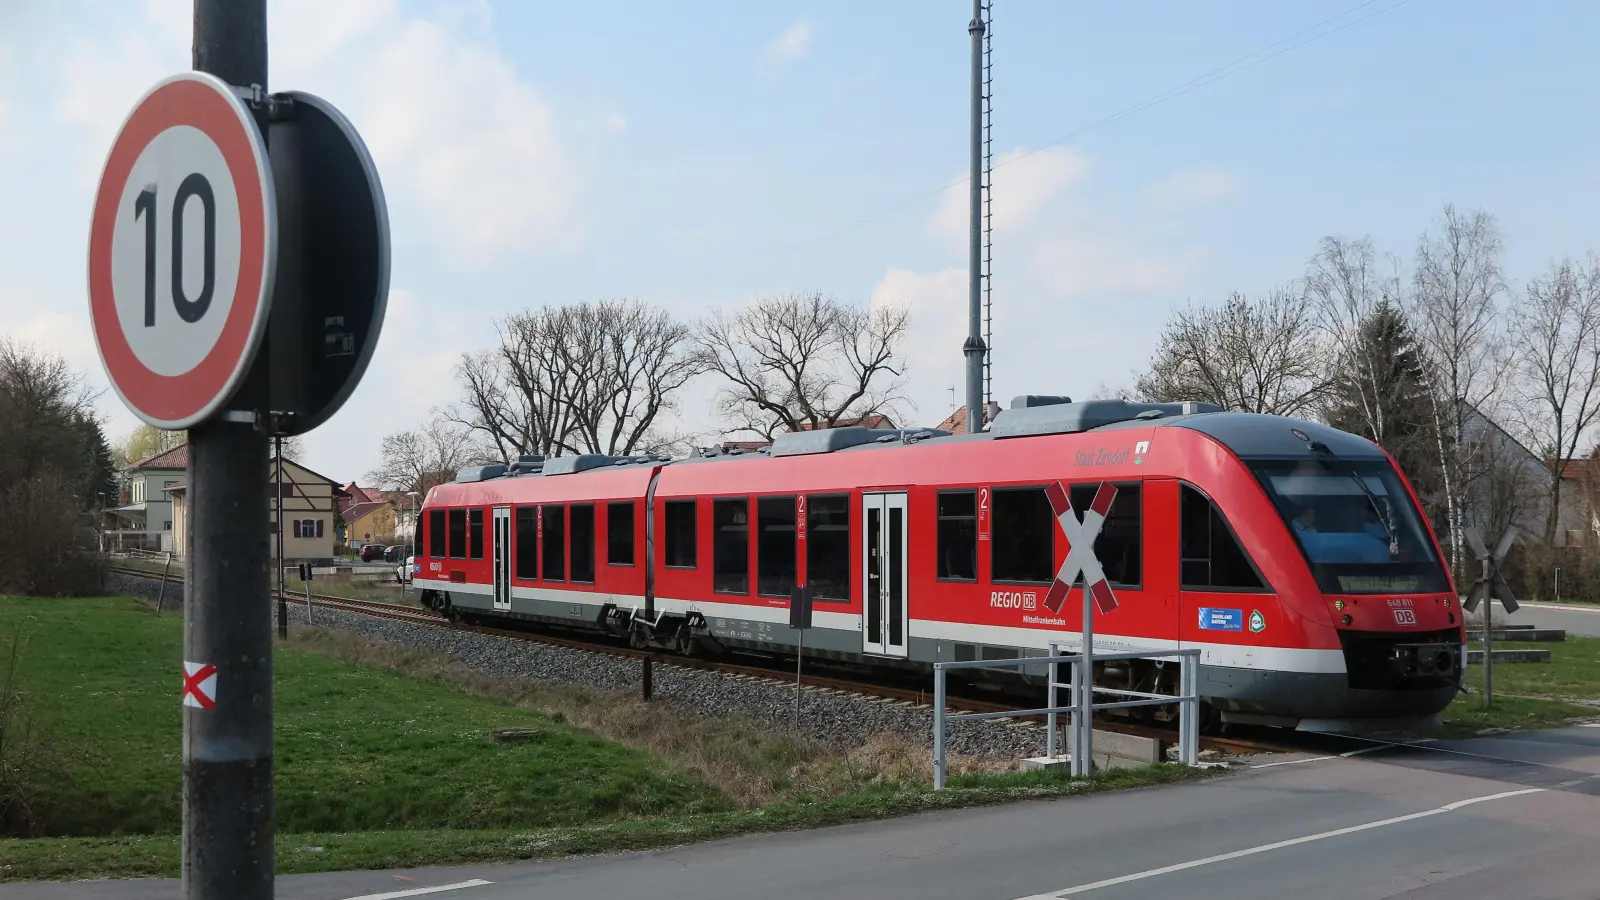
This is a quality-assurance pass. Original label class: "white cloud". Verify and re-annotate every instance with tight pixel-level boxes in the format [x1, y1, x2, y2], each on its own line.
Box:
[53, 0, 578, 269]
[0, 45, 13, 137]
[1142, 168, 1238, 205]
[603, 111, 628, 134]
[881, 149, 1216, 423]
[763, 20, 816, 65]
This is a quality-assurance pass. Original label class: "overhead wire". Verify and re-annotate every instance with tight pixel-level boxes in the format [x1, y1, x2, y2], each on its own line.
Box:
[684, 0, 1418, 292]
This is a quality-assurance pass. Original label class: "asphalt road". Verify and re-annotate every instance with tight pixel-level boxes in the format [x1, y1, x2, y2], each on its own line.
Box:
[1499, 600, 1600, 638]
[17, 726, 1600, 900]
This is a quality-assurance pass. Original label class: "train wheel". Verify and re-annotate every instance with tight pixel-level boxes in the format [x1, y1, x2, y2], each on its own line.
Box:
[1197, 701, 1223, 736]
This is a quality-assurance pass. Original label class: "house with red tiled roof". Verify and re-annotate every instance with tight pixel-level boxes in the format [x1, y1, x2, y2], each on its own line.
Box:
[935, 402, 1002, 435]
[107, 444, 188, 551]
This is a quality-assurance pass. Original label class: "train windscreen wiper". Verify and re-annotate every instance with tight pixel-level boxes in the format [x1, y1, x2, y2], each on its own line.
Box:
[1309, 441, 1399, 559]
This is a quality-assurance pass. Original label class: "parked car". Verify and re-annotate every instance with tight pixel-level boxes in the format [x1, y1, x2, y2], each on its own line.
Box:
[396, 555, 415, 585]
[360, 543, 386, 562]
[383, 544, 406, 563]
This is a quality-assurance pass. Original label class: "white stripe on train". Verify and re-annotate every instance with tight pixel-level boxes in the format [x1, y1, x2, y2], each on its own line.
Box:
[412, 577, 1346, 674]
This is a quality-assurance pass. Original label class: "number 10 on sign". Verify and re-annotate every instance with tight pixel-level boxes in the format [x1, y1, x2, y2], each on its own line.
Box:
[88, 72, 277, 430]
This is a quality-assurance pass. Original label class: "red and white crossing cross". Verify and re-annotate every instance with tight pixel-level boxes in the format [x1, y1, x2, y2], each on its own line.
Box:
[1042, 481, 1120, 616]
[181, 661, 218, 710]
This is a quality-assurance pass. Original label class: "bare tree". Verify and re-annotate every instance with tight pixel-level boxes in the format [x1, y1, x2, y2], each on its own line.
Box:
[1409, 204, 1509, 570]
[366, 413, 493, 495]
[1305, 235, 1409, 439]
[1133, 289, 1326, 415]
[697, 292, 910, 439]
[451, 299, 700, 459]
[1510, 255, 1600, 545]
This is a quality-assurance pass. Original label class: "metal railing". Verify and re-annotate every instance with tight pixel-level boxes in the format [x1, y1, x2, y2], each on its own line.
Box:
[932, 646, 1201, 789]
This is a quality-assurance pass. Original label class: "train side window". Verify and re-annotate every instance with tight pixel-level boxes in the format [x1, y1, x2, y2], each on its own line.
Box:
[806, 494, 850, 602]
[570, 504, 595, 583]
[1068, 483, 1141, 587]
[448, 508, 466, 559]
[607, 501, 635, 566]
[541, 505, 566, 582]
[937, 490, 978, 581]
[757, 496, 797, 598]
[990, 487, 1054, 584]
[428, 509, 446, 558]
[664, 499, 697, 568]
[514, 506, 537, 579]
[468, 508, 484, 560]
[713, 498, 750, 594]
[1180, 485, 1266, 591]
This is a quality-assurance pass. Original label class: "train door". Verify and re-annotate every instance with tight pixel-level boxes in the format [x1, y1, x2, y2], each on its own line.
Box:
[492, 506, 512, 611]
[862, 492, 909, 658]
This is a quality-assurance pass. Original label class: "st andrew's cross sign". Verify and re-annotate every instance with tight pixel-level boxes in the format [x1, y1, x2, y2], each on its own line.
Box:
[1043, 481, 1121, 617]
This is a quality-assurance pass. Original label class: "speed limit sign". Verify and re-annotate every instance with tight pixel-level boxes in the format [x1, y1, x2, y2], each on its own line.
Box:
[87, 72, 276, 429]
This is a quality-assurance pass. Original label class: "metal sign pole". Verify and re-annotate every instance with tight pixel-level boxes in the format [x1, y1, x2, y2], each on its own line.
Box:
[1482, 553, 1493, 707]
[1077, 576, 1094, 778]
[185, 4, 273, 898]
[276, 437, 286, 640]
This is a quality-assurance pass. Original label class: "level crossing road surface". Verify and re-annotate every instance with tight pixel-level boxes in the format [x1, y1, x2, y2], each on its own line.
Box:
[14, 726, 1600, 900]
[1500, 600, 1600, 638]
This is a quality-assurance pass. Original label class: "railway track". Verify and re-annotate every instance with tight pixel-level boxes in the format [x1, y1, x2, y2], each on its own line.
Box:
[107, 564, 1294, 757]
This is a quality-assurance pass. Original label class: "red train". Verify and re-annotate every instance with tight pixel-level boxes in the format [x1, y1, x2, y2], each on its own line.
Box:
[413, 397, 1465, 733]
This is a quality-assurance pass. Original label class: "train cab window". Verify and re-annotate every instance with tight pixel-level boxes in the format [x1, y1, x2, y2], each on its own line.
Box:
[468, 508, 484, 560]
[806, 494, 850, 602]
[1180, 485, 1265, 591]
[607, 501, 635, 566]
[570, 505, 595, 583]
[428, 509, 446, 558]
[757, 497, 797, 598]
[1068, 483, 1141, 587]
[664, 500, 697, 568]
[448, 509, 466, 559]
[514, 506, 537, 579]
[990, 487, 1055, 584]
[713, 498, 750, 594]
[937, 491, 978, 581]
[541, 505, 566, 582]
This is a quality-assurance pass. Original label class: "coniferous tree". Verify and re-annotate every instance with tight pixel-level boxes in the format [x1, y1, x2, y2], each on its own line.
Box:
[1323, 299, 1444, 522]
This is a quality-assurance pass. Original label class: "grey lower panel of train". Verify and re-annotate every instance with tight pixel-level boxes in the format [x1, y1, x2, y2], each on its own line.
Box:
[427, 588, 1453, 730]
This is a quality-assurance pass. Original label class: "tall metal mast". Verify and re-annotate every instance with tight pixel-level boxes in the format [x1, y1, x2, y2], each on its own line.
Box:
[981, 0, 994, 414]
[963, 0, 988, 434]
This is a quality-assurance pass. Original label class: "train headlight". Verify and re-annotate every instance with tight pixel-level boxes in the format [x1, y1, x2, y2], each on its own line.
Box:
[1441, 596, 1451, 608]
[1341, 614, 1353, 626]
[1334, 599, 1345, 611]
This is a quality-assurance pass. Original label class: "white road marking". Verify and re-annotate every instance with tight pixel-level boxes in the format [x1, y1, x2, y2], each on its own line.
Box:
[342, 880, 494, 900]
[1580, 723, 1600, 728]
[1519, 602, 1600, 614]
[1340, 738, 1435, 758]
[1250, 755, 1334, 769]
[1010, 788, 1544, 899]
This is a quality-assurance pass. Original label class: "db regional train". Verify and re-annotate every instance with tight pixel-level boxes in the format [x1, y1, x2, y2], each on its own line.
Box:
[413, 396, 1465, 733]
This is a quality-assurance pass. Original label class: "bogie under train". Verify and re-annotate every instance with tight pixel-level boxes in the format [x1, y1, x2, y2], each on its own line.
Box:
[414, 397, 1464, 733]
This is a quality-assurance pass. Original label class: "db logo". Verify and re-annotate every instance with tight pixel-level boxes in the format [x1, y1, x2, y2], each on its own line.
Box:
[1393, 608, 1417, 626]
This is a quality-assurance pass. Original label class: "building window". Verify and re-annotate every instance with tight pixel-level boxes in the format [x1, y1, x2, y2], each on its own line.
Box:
[990, 488, 1055, 584]
[449, 509, 466, 559]
[541, 505, 565, 581]
[162, 520, 172, 531]
[428, 509, 446, 558]
[757, 496, 796, 598]
[607, 501, 635, 566]
[713, 498, 749, 594]
[936, 490, 977, 581]
[570, 504, 595, 584]
[806, 494, 850, 602]
[664, 499, 696, 568]
[291, 518, 324, 539]
[515, 506, 537, 579]
[1180, 484, 1265, 591]
[1068, 483, 1141, 588]
[468, 508, 484, 560]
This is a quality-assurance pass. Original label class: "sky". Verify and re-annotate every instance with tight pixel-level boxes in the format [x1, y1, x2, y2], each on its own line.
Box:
[1, 0, 1597, 484]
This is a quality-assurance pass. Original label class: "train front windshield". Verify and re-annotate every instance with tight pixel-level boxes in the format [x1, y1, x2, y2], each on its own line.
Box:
[1250, 458, 1450, 595]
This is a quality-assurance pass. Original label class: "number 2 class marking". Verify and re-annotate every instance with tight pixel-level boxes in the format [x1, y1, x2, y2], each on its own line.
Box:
[134, 174, 218, 327]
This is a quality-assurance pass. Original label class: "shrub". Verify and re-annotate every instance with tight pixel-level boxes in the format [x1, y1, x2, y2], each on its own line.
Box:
[0, 472, 104, 597]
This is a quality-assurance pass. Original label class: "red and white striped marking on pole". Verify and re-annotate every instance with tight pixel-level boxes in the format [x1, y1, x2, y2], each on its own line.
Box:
[182, 660, 218, 710]
[1042, 481, 1119, 616]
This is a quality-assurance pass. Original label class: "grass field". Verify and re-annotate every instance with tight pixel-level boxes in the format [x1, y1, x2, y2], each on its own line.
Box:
[0, 596, 1203, 881]
[1439, 635, 1600, 732]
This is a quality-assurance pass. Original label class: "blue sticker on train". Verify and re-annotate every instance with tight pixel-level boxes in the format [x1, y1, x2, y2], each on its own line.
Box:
[1198, 608, 1243, 631]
